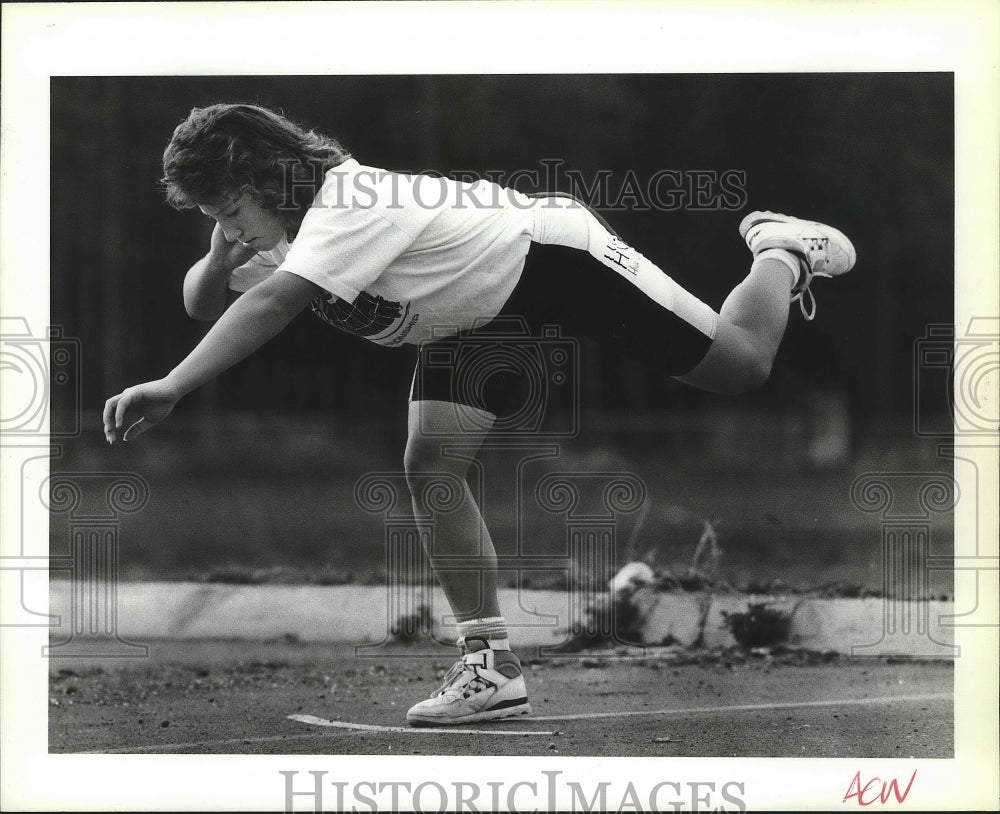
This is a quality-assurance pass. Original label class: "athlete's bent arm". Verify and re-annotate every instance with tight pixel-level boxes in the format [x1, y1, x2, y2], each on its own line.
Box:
[183, 223, 259, 321]
[104, 270, 322, 442]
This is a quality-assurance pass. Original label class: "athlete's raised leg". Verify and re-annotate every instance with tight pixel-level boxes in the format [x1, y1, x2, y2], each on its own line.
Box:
[676, 252, 795, 394]
[679, 210, 857, 394]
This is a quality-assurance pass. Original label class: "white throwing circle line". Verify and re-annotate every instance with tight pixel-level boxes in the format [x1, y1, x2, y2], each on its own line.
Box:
[81, 693, 951, 753]
[291, 693, 952, 732]
[288, 713, 556, 735]
[527, 692, 952, 722]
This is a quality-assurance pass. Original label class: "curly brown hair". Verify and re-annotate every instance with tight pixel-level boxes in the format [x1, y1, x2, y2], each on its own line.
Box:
[161, 103, 351, 227]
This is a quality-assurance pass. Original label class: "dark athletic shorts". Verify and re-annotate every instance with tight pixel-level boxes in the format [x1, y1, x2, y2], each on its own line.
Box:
[410, 239, 715, 419]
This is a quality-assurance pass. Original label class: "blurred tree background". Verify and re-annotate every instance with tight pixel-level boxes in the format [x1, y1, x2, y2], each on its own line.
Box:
[49, 74, 955, 587]
[51, 74, 952, 425]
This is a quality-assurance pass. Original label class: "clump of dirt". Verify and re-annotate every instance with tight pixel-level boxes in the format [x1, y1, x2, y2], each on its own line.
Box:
[555, 592, 650, 652]
[720, 602, 793, 649]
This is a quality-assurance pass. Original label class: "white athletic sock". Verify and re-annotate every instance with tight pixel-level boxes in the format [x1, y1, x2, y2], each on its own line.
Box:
[457, 617, 511, 651]
[752, 247, 802, 289]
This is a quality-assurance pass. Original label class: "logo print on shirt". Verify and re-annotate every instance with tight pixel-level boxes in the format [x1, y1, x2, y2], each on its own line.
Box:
[311, 291, 404, 337]
[603, 236, 640, 275]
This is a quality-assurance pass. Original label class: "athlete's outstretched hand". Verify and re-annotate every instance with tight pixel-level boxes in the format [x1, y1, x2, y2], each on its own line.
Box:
[103, 379, 182, 444]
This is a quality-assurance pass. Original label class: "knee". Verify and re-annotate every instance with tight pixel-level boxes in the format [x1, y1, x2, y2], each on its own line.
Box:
[731, 353, 773, 394]
[679, 319, 778, 396]
[403, 435, 467, 494]
[403, 436, 435, 485]
[688, 350, 772, 396]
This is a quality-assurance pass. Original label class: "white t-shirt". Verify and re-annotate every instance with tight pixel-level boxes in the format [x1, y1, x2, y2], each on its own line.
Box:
[228, 159, 537, 346]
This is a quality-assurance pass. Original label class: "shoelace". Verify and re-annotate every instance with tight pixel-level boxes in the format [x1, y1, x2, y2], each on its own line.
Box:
[793, 229, 840, 321]
[794, 267, 836, 321]
[432, 657, 492, 699]
[792, 283, 818, 321]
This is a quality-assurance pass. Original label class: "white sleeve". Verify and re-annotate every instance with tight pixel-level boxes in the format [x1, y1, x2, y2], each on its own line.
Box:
[277, 205, 417, 302]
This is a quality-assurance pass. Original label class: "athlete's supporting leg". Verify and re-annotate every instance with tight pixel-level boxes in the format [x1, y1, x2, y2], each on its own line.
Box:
[403, 398, 531, 726]
[403, 399, 500, 621]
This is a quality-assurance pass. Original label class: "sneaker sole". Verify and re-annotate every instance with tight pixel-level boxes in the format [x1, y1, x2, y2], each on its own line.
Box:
[739, 210, 856, 273]
[407, 700, 533, 727]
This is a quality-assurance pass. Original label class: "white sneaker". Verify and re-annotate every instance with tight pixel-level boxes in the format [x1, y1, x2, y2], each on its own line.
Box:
[739, 210, 857, 320]
[406, 645, 531, 727]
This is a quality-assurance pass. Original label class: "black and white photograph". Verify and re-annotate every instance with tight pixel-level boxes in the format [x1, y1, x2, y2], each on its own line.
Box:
[1, 3, 997, 812]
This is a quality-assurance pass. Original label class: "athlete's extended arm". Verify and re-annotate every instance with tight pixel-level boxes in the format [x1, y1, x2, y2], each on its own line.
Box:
[103, 270, 322, 443]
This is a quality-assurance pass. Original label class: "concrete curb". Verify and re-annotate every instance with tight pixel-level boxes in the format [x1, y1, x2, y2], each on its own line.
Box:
[47, 582, 957, 658]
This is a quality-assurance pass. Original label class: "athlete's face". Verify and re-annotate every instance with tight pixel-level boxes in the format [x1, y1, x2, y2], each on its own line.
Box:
[199, 191, 287, 251]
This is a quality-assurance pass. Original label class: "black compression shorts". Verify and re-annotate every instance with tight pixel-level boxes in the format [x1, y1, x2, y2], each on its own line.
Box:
[410, 239, 715, 419]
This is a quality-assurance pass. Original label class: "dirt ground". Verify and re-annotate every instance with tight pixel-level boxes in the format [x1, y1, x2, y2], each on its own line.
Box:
[47, 639, 953, 758]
